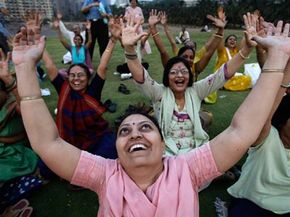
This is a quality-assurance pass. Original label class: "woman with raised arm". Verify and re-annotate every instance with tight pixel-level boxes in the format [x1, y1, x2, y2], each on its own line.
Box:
[151, 9, 226, 80]
[124, 13, 253, 156]
[41, 16, 120, 159]
[13, 12, 290, 216]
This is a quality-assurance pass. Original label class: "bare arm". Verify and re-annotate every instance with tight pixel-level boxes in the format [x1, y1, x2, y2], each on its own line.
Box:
[12, 13, 80, 181]
[195, 10, 227, 74]
[81, 2, 98, 14]
[42, 50, 58, 81]
[148, 9, 170, 67]
[160, 11, 178, 55]
[210, 17, 290, 173]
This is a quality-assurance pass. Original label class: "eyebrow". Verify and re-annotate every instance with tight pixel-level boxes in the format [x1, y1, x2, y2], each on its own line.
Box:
[119, 120, 153, 128]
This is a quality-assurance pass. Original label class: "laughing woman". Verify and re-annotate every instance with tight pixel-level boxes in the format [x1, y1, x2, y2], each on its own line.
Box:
[12, 11, 290, 217]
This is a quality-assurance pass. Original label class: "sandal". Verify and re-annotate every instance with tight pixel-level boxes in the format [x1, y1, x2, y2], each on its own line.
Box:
[118, 84, 130, 95]
[1, 199, 29, 217]
[19, 207, 33, 217]
[103, 99, 117, 113]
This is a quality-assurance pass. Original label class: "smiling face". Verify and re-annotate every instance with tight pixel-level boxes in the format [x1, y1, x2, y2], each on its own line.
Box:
[168, 62, 190, 95]
[116, 114, 164, 169]
[73, 25, 81, 35]
[225, 35, 237, 49]
[73, 35, 83, 47]
[130, 0, 137, 8]
[179, 48, 194, 67]
[68, 65, 89, 92]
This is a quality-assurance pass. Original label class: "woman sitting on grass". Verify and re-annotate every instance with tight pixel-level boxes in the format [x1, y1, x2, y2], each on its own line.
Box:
[12, 11, 290, 216]
[125, 14, 253, 156]
[41, 15, 120, 159]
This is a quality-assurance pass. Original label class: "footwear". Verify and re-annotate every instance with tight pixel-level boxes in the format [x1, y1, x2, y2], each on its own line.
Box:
[118, 84, 130, 95]
[120, 73, 132, 80]
[103, 99, 117, 113]
[19, 207, 33, 217]
[1, 199, 29, 217]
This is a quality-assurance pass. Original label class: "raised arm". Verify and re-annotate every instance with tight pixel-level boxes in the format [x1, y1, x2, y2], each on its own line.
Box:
[0, 51, 20, 106]
[81, 1, 99, 14]
[12, 12, 80, 181]
[42, 50, 58, 81]
[210, 17, 290, 173]
[122, 16, 148, 83]
[160, 11, 178, 55]
[148, 9, 170, 67]
[194, 8, 227, 74]
[57, 12, 73, 40]
[97, 17, 120, 79]
[85, 21, 92, 49]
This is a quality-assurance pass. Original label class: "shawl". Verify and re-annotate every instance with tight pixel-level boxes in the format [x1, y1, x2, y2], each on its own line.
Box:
[56, 82, 109, 151]
[159, 88, 209, 155]
[105, 157, 198, 217]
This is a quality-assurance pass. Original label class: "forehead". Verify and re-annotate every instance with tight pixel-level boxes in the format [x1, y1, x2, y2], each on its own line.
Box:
[180, 49, 194, 56]
[171, 62, 186, 70]
[121, 114, 153, 126]
[69, 65, 85, 73]
[228, 36, 237, 40]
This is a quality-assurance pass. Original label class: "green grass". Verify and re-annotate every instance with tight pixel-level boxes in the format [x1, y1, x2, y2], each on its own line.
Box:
[27, 28, 256, 217]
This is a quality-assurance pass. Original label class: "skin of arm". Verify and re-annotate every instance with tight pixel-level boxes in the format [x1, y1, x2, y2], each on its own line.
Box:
[59, 20, 74, 41]
[42, 50, 58, 81]
[81, 1, 99, 14]
[210, 17, 290, 173]
[160, 11, 178, 55]
[12, 15, 81, 181]
[148, 9, 170, 67]
[194, 12, 227, 74]
[57, 29, 71, 51]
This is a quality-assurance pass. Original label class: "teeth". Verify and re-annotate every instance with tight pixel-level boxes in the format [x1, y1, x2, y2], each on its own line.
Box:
[129, 144, 147, 153]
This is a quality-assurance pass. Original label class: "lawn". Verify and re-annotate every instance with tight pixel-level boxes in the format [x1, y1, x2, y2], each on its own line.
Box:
[26, 27, 256, 217]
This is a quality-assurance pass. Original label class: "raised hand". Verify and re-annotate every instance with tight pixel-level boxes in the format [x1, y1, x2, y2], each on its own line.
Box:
[160, 11, 167, 26]
[121, 15, 148, 48]
[23, 10, 42, 43]
[243, 12, 258, 47]
[12, 31, 45, 67]
[109, 16, 122, 40]
[148, 9, 161, 27]
[0, 50, 10, 78]
[207, 6, 227, 29]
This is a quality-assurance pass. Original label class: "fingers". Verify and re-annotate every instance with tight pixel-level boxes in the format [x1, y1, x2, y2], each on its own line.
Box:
[13, 33, 23, 47]
[275, 20, 283, 36]
[206, 14, 215, 22]
[282, 23, 290, 37]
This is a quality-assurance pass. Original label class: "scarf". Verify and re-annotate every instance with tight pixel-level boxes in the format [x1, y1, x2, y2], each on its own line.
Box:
[56, 82, 109, 151]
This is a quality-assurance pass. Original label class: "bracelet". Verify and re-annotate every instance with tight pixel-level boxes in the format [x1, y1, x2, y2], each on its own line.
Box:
[152, 32, 159, 38]
[214, 33, 223, 38]
[21, 95, 42, 102]
[238, 50, 250, 60]
[105, 49, 110, 53]
[125, 51, 138, 60]
[262, 68, 284, 73]
[281, 83, 290, 88]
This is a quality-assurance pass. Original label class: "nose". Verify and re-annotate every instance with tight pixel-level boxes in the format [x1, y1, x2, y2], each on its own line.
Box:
[130, 128, 142, 140]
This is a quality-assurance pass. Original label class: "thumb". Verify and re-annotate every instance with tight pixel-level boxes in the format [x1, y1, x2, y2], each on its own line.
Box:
[136, 32, 148, 41]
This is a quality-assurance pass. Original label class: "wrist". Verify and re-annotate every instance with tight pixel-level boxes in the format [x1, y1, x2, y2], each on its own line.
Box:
[124, 46, 135, 53]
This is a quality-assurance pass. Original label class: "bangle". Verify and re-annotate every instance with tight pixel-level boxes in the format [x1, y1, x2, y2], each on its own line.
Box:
[281, 83, 290, 88]
[125, 51, 138, 60]
[214, 33, 223, 38]
[105, 49, 110, 53]
[262, 68, 284, 73]
[238, 50, 250, 60]
[21, 95, 42, 102]
[152, 32, 159, 38]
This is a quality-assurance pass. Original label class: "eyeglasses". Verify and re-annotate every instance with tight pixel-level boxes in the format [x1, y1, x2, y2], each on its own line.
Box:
[169, 69, 189, 76]
[68, 73, 87, 79]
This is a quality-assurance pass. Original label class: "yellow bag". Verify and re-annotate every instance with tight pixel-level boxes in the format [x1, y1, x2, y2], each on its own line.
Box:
[224, 74, 252, 91]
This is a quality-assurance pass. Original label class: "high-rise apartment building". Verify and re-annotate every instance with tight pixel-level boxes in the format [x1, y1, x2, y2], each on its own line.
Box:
[5, 0, 54, 21]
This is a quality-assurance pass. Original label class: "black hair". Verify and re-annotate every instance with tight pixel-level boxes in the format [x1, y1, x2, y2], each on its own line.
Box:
[116, 108, 163, 141]
[225, 34, 237, 45]
[129, 0, 138, 3]
[67, 63, 91, 79]
[272, 93, 290, 132]
[162, 56, 193, 87]
[73, 34, 84, 44]
[177, 46, 195, 57]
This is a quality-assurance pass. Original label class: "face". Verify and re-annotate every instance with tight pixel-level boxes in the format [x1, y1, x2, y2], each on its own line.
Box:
[168, 62, 190, 94]
[73, 36, 83, 47]
[180, 49, 194, 67]
[68, 66, 89, 92]
[116, 114, 164, 169]
[226, 36, 237, 49]
[73, 25, 81, 35]
[130, 0, 137, 7]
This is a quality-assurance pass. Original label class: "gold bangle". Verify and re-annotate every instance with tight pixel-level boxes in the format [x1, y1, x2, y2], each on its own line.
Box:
[281, 83, 290, 88]
[214, 33, 223, 38]
[21, 95, 42, 102]
[262, 68, 284, 73]
[105, 49, 110, 53]
[238, 50, 250, 60]
[152, 32, 159, 38]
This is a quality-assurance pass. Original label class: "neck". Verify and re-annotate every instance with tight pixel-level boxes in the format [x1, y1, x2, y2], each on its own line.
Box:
[125, 163, 164, 192]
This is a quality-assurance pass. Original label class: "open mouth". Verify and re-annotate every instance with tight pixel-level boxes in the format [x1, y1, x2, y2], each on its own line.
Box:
[175, 80, 185, 86]
[129, 144, 147, 153]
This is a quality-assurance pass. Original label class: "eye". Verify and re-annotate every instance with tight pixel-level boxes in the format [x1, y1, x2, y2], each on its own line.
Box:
[140, 123, 152, 132]
[118, 127, 130, 136]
